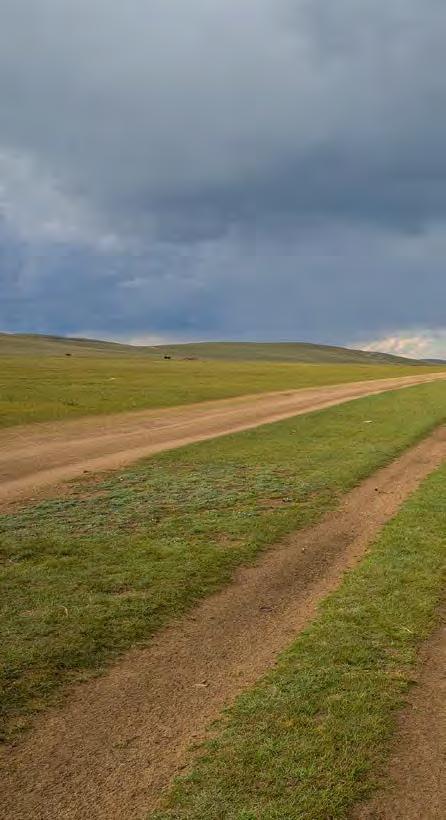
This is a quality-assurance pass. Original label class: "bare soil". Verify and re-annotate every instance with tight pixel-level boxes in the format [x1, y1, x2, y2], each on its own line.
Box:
[354, 607, 446, 820]
[1, 372, 445, 507]
[1, 426, 445, 820]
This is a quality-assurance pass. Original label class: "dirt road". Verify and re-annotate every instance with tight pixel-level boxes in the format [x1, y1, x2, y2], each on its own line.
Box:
[2, 426, 446, 820]
[1, 372, 445, 506]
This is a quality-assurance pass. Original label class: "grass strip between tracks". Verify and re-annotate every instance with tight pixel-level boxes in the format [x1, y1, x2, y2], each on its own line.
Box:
[152, 459, 446, 820]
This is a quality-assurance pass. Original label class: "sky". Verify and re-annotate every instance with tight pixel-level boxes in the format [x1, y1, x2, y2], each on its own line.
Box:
[1, 0, 446, 358]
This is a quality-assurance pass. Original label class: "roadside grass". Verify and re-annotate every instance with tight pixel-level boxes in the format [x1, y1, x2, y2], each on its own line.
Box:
[0, 355, 443, 427]
[152, 461, 446, 820]
[0, 383, 445, 741]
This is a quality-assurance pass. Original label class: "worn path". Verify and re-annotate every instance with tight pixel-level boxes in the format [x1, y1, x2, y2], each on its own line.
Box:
[355, 608, 446, 820]
[2, 426, 446, 819]
[1, 372, 445, 506]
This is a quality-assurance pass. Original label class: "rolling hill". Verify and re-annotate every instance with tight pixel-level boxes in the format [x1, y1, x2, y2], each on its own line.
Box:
[151, 341, 426, 365]
[0, 332, 436, 366]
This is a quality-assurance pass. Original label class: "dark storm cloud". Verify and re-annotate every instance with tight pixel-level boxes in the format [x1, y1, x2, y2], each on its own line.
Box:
[1, 0, 446, 348]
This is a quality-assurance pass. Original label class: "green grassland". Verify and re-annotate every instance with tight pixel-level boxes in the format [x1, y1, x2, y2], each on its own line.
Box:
[154, 460, 446, 820]
[1, 354, 443, 428]
[1, 382, 445, 740]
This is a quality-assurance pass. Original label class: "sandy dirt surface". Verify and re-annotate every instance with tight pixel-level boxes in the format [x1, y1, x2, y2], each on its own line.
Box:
[1, 372, 445, 507]
[355, 608, 446, 820]
[1, 426, 445, 820]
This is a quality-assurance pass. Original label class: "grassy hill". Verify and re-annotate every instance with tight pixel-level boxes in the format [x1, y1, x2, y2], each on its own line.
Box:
[0, 333, 431, 365]
[152, 341, 424, 365]
[0, 333, 146, 357]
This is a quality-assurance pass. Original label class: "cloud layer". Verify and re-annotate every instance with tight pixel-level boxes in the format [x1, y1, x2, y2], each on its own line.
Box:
[1, 1, 446, 353]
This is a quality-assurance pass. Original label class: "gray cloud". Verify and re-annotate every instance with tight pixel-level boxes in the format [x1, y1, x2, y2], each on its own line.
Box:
[1, 1, 446, 349]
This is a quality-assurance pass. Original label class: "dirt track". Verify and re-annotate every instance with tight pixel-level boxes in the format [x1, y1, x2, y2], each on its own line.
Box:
[1, 372, 445, 506]
[2, 426, 446, 820]
[356, 607, 446, 820]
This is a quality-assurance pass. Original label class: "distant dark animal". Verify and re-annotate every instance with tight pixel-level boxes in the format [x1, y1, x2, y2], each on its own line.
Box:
[65, 353, 72, 357]
[164, 355, 171, 360]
